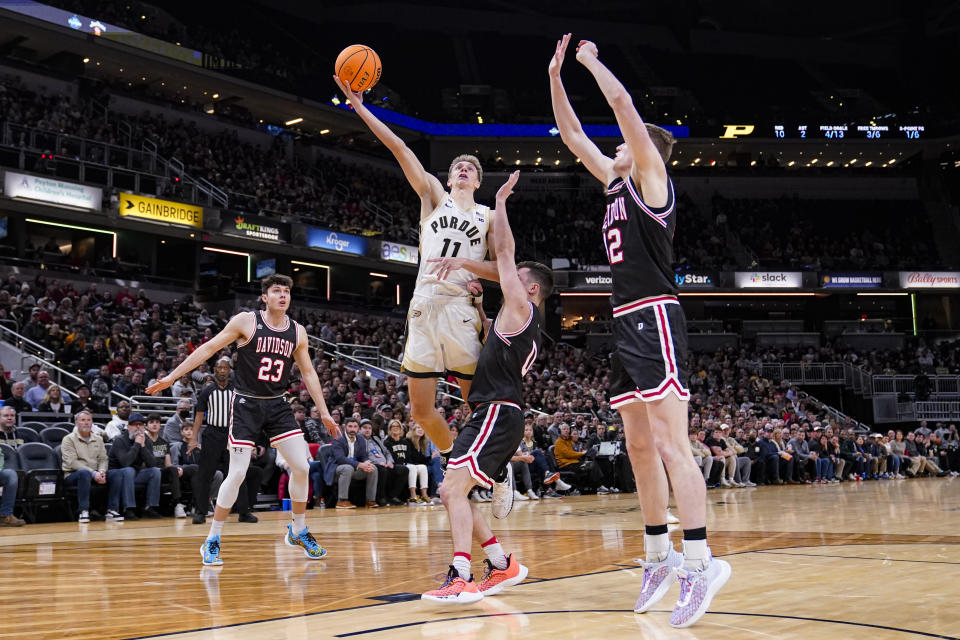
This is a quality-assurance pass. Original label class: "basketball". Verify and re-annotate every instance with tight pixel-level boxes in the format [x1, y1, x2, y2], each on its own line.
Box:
[335, 44, 382, 92]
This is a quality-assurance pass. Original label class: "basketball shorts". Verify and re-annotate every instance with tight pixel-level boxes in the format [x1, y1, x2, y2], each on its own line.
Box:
[609, 295, 690, 408]
[401, 294, 483, 379]
[448, 402, 523, 489]
[228, 395, 302, 449]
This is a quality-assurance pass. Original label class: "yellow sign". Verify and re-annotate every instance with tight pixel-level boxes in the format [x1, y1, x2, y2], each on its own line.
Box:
[119, 193, 203, 228]
[719, 125, 755, 139]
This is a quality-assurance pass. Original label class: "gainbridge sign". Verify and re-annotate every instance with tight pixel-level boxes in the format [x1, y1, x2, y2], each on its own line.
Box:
[119, 193, 203, 228]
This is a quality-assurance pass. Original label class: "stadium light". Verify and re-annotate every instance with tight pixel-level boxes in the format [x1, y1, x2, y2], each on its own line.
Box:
[369, 272, 388, 278]
[291, 260, 331, 300]
[203, 246, 251, 282]
[285, 117, 304, 126]
[26, 218, 116, 258]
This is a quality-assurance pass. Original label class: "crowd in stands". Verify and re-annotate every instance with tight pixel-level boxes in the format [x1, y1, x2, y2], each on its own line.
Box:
[2, 268, 959, 523]
[0, 74, 946, 271]
[714, 195, 941, 270]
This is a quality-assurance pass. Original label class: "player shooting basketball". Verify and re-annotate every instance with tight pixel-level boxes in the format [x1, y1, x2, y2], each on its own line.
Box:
[334, 74, 501, 464]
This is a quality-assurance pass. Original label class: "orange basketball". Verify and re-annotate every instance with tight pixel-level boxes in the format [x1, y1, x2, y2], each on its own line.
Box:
[335, 44, 382, 93]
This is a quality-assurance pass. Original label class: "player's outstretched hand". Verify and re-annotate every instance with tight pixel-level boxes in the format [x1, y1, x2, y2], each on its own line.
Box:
[549, 33, 572, 77]
[496, 170, 520, 203]
[145, 375, 173, 396]
[467, 279, 483, 296]
[332, 74, 364, 107]
[426, 256, 467, 280]
[322, 413, 342, 440]
[575, 39, 599, 64]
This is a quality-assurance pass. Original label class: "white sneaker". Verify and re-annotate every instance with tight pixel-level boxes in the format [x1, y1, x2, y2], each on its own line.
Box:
[492, 464, 515, 519]
[470, 491, 484, 503]
[174, 504, 187, 518]
[105, 509, 124, 522]
[720, 477, 732, 488]
[525, 489, 539, 500]
[634, 547, 683, 613]
[555, 478, 572, 491]
[743, 481, 757, 487]
[78, 510, 90, 524]
[597, 485, 611, 494]
[666, 510, 680, 524]
[670, 553, 732, 628]
[514, 489, 529, 501]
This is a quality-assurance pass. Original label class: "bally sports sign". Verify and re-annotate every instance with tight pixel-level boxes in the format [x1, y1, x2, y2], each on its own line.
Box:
[899, 271, 960, 289]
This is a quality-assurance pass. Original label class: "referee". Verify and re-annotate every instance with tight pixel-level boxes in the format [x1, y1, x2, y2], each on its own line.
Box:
[190, 357, 262, 524]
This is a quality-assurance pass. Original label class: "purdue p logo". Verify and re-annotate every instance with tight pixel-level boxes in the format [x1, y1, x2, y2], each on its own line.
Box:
[719, 125, 755, 139]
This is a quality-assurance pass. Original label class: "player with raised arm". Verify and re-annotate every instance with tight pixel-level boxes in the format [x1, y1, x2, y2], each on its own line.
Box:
[549, 34, 730, 628]
[333, 74, 499, 461]
[421, 171, 553, 605]
[145, 275, 340, 566]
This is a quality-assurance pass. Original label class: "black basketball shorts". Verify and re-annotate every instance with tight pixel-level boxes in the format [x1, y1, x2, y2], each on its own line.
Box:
[609, 295, 690, 408]
[448, 402, 523, 489]
[228, 394, 302, 449]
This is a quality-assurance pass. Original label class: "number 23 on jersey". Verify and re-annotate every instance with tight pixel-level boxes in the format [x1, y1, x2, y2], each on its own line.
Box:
[257, 357, 285, 382]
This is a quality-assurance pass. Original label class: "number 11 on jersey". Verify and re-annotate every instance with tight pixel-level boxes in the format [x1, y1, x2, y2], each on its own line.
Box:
[441, 238, 462, 257]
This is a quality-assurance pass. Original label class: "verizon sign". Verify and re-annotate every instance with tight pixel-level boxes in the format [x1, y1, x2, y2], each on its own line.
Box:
[569, 272, 613, 289]
[899, 271, 960, 289]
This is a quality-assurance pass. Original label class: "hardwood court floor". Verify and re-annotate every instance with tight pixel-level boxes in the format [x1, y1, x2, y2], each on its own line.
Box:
[2, 478, 960, 640]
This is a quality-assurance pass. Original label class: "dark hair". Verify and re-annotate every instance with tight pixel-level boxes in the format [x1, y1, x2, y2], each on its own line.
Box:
[147, 413, 162, 423]
[645, 124, 676, 164]
[261, 274, 293, 294]
[517, 261, 554, 301]
[344, 417, 360, 427]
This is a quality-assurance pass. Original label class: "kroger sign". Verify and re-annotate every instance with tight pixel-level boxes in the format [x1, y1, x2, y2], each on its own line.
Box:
[306, 227, 368, 256]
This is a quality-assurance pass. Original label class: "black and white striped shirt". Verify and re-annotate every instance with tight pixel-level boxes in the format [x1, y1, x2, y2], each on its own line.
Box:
[196, 382, 234, 428]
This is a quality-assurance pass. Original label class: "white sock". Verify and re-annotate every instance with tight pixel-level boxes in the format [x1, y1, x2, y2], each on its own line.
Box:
[682, 539, 709, 571]
[453, 553, 472, 580]
[481, 537, 508, 570]
[208, 519, 224, 539]
[292, 512, 306, 535]
[644, 533, 671, 563]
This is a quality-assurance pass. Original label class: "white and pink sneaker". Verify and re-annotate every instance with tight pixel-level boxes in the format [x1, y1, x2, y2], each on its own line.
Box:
[669, 553, 731, 628]
[633, 547, 683, 613]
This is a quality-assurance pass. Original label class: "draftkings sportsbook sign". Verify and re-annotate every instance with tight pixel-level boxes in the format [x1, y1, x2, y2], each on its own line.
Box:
[221, 213, 290, 243]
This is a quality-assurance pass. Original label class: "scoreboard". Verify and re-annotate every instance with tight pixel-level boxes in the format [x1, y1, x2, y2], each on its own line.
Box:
[771, 124, 925, 139]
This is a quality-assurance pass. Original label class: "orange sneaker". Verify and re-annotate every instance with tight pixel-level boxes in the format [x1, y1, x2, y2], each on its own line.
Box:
[477, 554, 529, 596]
[421, 566, 484, 605]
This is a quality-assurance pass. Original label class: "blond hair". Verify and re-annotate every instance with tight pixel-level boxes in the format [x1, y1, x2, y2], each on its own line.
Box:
[448, 154, 482, 184]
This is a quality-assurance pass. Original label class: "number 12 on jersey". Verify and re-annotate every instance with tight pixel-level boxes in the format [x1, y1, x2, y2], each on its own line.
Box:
[257, 357, 285, 382]
[605, 228, 624, 264]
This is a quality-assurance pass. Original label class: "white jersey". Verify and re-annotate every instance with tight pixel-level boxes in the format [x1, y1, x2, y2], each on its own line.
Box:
[414, 193, 491, 298]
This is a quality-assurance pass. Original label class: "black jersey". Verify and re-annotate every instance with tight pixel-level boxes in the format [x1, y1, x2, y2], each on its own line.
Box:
[468, 302, 541, 408]
[235, 310, 298, 397]
[601, 175, 677, 305]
